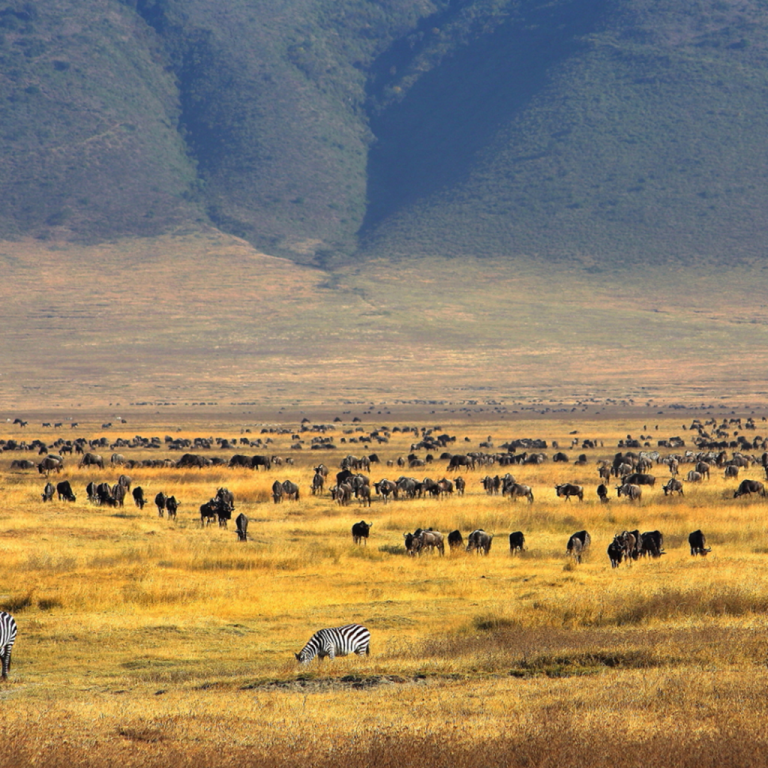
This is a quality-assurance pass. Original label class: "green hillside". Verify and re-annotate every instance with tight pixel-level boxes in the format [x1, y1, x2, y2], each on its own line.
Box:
[1, 0, 768, 265]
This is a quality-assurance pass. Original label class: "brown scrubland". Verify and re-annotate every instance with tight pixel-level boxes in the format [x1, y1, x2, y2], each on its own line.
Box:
[1, 405, 768, 767]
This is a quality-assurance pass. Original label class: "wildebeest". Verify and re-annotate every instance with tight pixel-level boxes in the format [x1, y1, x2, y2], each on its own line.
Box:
[132, 487, 146, 509]
[311, 471, 325, 495]
[640, 530, 665, 558]
[555, 483, 583, 502]
[509, 531, 525, 554]
[351, 521, 372, 545]
[282, 480, 300, 501]
[505, 483, 534, 503]
[733, 479, 765, 498]
[252, 455, 272, 471]
[597, 483, 609, 503]
[724, 464, 740, 479]
[621, 472, 656, 487]
[447, 454, 475, 471]
[566, 530, 591, 563]
[155, 492, 167, 516]
[448, 530, 464, 550]
[271, 480, 283, 504]
[686, 470, 703, 483]
[235, 513, 248, 541]
[111, 483, 126, 507]
[688, 529, 711, 556]
[37, 456, 63, 476]
[96, 482, 115, 506]
[662, 478, 684, 496]
[200, 501, 218, 526]
[616, 483, 642, 502]
[410, 529, 445, 556]
[466, 529, 493, 555]
[454, 477, 466, 495]
[695, 461, 711, 480]
[607, 539, 624, 568]
[373, 478, 398, 502]
[41, 482, 55, 502]
[165, 495, 179, 520]
[56, 480, 76, 502]
[79, 452, 104, 469]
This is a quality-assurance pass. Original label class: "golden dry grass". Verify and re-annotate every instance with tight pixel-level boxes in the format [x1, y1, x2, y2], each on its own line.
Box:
[1, 408, 768, 766]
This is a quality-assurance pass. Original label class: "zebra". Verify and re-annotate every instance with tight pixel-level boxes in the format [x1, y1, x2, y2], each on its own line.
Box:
[0, 612, 17, 679]
[295, 623, 370, 664]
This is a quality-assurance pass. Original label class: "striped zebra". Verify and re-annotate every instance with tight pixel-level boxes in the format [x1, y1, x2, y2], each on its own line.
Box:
[295, 623, 370, 664]
[0, 612, 17, 679]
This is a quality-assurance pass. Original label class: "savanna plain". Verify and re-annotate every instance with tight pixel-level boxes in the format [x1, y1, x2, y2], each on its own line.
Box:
[2, 404, 768, 767]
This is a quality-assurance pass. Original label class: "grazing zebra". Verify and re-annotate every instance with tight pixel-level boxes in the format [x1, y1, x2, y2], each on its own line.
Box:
[0, 612, 17, 679]
[295, 623, 370, 664]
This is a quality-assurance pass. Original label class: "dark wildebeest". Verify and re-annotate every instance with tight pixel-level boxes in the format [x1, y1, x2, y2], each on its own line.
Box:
[96, 482, 115, 506]
[228, 454, 252, 469]
[734, 479, 765, 498]
[41, 482, 55, 502]
[200, 501, 218, 526]
[351, 521, 372, 545]
[640, 530, 665, 558]
[724, 464, 740, 479]
[56, 480, 76, 502]
[252, 455, 272, 471]
[448, 455, 475, 471]
[607, 539, 624, 568]
[597, 484, 609, 503]
[272, 480, 283, 504]
[283, 480, 299, 501]
[482, 476, 500, 495]
[616, 483, 642, 502]
[311, 471, 325, 495]
[688, 529, 711, 556]
[509, 531, 525, 554]
[455, 476, 466, 496]
[555, 483, 584, 502]
[695, 461, 711, 480]
[117, 475, 132, 492]
[506, 483, 534, 503]
[448, 530, 464, 550]
[374, 479, 397, 502]
[165, 495, 179, 520]
[79, 452, 104, 469]
[621, 473, 656, 487]
[132, 487, 146, 509]
[37, 456, 63, 476]
[686, 470, 703, 483]
[662, 479, 684, 496]
[235, 513, 248, 542]
[86, 481, 98, 503]
[466, 529, 493, 555]
[111, 483, 126, 507]
[155, 492, 167, 517]
[567, 530, 591, 563]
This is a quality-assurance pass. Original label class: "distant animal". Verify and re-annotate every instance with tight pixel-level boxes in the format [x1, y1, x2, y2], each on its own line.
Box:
[448, 530, 463, 550]
[454, 477, 466, 495]
[155, 492, 167, 517]
[295, 623, 370, 664]
[607, 539, 624, 568]
[724, 464, 740, 479]
[200, 501, 218, 526]
[734, 479, 765, 498]
[0, 612, 17, 679]
[640, 530, 665, 558]
[282, 480, 300, 501]
[41, 482, 55, 502]
[37, 456, 63, 476]
[597, 483, 609, 503]
[688, 529, 711, 556]
[165, 495, 179, 520]
[411, 529, 445, 556]
[235, 513, 249, 542]
[132, 487, 145, 509]
[311, 472, 325, 495]
[509, 531, 525, 554]
[466, 529, 493, 555]
[621, 473, 656, 487]
[662, 479, 684, 496]
[686, 470, 703, 483]
[555, 483, 583, 502]
[505, 483, 534, 503]
[567, 530, 591, 563]
[351, 520, 372, 545]
[56, 480, 76, 502]
[78, 452, 104, 469]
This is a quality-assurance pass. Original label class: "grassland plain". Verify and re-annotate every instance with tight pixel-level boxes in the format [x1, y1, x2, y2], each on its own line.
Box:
[3, 233, 768, 410]
[1, 407, 768, 766]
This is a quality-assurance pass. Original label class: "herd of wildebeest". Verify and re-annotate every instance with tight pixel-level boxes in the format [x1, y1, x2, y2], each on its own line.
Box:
[3, 413, 767, 567]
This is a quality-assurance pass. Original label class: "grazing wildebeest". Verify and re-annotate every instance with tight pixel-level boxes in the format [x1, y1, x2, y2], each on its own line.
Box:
[351, 521, 372, 545]
[200, 501, 218, 526]
[155, 491, 167, 516]
[724, 464, 740, 479]
[688, 529, 711, 556]
[686, 470, 703, 483]
[640, 530, 665, 558]
[616, 483, 642, 502]
[235, 513, 248, 541]
[734, 479, 765, 498]
[132, 487, 145, 509]
[455, 476, 466, 496]
[37, 456, 63, 476]
[448, 454, 475, 471]
[621, 473, 656, 487]
[505, 483, 534, 503]
[448, 530, 464, 550]
[555, 483, 584, 502]
[509, 531, 525, 554]
[79, 452, 104, 469]
[662, 478, 684, 496]
[111, 483, 126, 507]
[411, 529, 445, 556]
[607, 539, 624, 568]
[597, 483, 609, 503]
[311, 471, 325, 495]
[96, 482, 115, 506]
[598, 465, 611, 481]
[373, 478, 398, 502]
[165, 495, 179, 520]
[252, 455, 272, 471]
[466, 529, 493, 555]
[86, 481, 98, 503]
[272, 480, 284, 504]
[41, 482, 55, 502]
[10, 460, 36, 470]
[228, 454, 252, 469]
[481, 476, 500, 495]
[56, 480, 76, 502]
[567, 530, 591, 563]
[695, 461, 711, 480]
